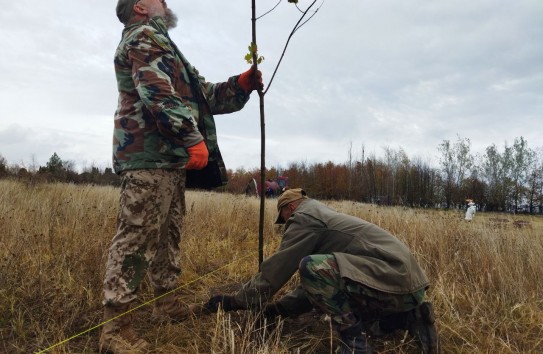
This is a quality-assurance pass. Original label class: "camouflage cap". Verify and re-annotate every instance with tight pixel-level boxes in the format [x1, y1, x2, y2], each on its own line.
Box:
[116, 0, 139, 24]
[275, 188, 308, 224]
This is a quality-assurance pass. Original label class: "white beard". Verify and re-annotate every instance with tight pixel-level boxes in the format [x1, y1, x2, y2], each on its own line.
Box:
[164, 8, 178, 29]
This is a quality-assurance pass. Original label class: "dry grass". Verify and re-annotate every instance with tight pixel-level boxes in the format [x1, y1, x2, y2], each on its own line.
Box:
[1, 179, 542, 353]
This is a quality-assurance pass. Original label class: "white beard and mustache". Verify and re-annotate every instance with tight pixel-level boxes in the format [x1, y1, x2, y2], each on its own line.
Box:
[164, 7, 178, 29]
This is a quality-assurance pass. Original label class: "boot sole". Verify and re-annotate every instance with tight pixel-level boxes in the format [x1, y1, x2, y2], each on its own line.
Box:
[408, 302, 439, 354]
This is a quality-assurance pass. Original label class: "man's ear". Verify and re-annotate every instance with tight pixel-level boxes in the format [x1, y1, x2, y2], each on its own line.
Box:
[133, 2, 148, 16]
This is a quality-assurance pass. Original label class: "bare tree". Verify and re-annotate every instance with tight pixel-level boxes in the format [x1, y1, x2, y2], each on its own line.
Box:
[508, 137, 536, 212]
[525, 147, 542, 214]
[480, 143, 510, 211]
[250, 0, 323, 267]
[438, 136, 473, 208]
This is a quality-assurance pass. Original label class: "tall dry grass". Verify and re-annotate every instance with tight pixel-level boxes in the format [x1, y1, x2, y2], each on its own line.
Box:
[1, 179, 542, 353]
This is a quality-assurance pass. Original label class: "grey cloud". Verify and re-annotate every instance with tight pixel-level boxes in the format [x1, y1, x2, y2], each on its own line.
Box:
[0, 0, 541, 171]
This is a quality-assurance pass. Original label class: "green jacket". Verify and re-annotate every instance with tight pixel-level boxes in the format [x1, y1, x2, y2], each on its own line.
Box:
[234, 199, 430, 314]
[112, 17, 250, 176]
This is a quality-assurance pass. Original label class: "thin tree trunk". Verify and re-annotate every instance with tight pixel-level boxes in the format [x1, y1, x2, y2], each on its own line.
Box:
[251, 0, 266, 269]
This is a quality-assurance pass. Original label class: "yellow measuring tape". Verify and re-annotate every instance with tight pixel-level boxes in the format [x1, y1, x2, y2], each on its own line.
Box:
[35, 252, 256, 353]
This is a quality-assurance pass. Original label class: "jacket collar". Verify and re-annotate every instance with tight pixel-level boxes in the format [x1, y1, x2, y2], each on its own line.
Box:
[124, 16, 168, 34]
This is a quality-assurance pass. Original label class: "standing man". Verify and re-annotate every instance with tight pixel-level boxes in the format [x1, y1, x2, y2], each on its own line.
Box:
[101, 0, 263, 352]
[205, 188, 438, 354]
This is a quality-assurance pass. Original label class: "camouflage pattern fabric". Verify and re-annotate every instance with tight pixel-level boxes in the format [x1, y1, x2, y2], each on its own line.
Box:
[113, 16, 250, 174]
[103, 169, 186, 306]
[299, 254, 425, 329]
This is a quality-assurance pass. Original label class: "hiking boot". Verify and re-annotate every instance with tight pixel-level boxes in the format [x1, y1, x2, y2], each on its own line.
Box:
[383, 311, 411, 333]
[364, 311, 409, 337]
[99, 304, 150, 354]
[407, 302, 439, 354]
[151, 292, 200, 322]
[337, 321, 373, 354]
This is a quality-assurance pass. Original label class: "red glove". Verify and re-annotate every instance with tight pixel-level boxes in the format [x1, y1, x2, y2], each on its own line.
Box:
[238, 66, 264, 93]
[185, 141, 209, 170]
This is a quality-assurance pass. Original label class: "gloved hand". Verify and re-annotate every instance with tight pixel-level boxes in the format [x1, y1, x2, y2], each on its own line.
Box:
[263, 302, 289, 320]
[185, 141, 209, 170]
[238, 66, 264, 93]
[205, 295, 239, 312]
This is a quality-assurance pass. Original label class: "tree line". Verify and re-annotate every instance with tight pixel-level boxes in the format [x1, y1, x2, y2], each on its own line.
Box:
[227, 136, 543, 214]
[0, 152, 120, 186]
[1, 136, 542, 214]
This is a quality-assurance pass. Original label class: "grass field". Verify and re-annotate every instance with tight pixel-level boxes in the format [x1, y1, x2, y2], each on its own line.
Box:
[1, 179, 542, 353]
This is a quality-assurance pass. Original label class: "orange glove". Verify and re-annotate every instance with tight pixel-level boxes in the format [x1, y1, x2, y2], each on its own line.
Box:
[185, 141, 209, 170]
[238, 66, 264, 93]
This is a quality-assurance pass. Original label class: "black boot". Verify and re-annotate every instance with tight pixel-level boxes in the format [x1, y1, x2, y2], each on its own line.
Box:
[337, 321, 373, 354]
[407, 302, 439, 354]
[375, 311, 409, 335]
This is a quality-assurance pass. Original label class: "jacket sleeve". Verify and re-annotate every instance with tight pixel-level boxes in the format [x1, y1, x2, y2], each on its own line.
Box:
[128, 29, 203, 147]
[233, 213, 323, 309]
[195, 71, 251, 115]
[275, 285, 314, 316]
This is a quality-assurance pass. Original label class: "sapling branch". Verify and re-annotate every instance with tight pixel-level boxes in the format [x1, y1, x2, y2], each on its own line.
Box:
[250, 0, 323, 268]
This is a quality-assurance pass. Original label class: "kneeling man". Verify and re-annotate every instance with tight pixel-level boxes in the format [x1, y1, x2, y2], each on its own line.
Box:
[205, 188, 439, 354]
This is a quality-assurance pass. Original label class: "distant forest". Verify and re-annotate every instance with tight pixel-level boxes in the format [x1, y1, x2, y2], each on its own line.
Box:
[2, 136, 542, 214]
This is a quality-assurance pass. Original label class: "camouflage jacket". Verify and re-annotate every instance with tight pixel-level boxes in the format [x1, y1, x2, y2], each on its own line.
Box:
[113, 17, 250, 174]
[233, 199, 430, 314]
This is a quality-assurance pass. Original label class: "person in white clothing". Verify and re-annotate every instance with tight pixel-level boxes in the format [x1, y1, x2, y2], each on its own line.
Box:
[465, 201, 476, 221]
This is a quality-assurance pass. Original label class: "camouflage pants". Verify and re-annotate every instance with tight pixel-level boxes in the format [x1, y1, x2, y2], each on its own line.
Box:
[103, 169, 186, 306]
[299, 254, 425, 329]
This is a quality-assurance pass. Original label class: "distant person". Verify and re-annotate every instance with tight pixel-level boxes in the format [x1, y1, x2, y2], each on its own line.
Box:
[245, 178, 258, 197]
[465, 200, 476, 221]
[204, 188, 439, 354]
[100, 0, 263, 352]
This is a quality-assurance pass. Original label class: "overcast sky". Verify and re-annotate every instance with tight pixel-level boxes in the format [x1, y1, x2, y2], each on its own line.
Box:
[0, 0, 541, 172]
